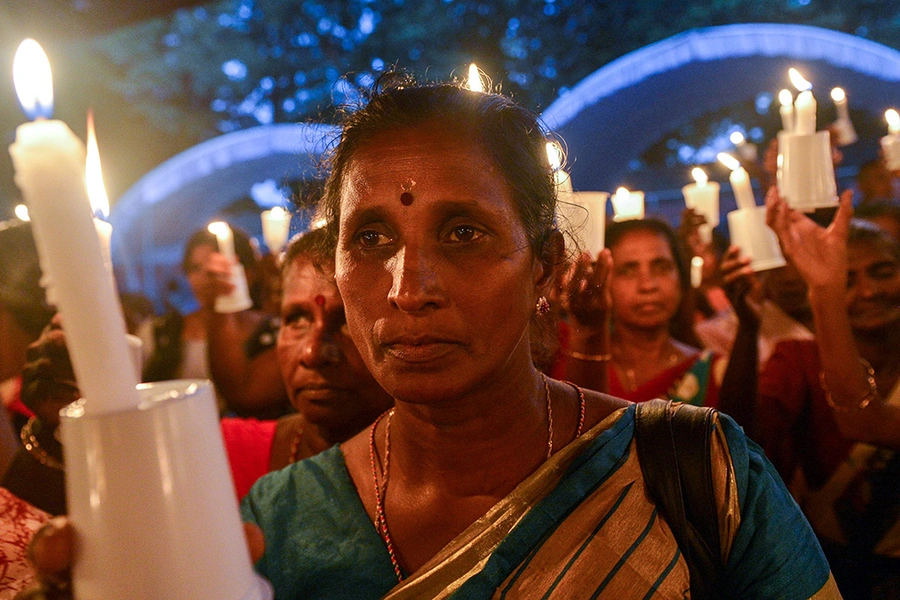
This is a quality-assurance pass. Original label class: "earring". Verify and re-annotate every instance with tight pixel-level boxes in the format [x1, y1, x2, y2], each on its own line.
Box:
[535, 296, 550, 316]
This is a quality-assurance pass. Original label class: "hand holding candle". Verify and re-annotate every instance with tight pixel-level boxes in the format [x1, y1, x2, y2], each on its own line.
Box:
[261, 206, 291, 254]
[611, 186, 644, 222]
[208, 221, 252, 312]
[682, 167, 720, 244]
[829, 87, 857, 147]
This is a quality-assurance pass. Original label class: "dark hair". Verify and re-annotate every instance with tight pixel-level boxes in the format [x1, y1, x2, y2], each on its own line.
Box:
[318, 72, 557, 258]
[0, 220, 53, 335]
[604, 218, 701, 347]
[847, 218, 900, 262]
[181, 226, 257, 275]
[282, 226, 332, 276]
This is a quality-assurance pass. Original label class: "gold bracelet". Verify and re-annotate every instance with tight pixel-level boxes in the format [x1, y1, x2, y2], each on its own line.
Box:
[819, 358, 878, 412]
[566, 350, 613, 362]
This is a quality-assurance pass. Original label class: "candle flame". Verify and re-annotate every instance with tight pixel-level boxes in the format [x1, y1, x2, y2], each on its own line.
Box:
[615, 186, 630, 199]
[886, 109, 900, 130]
[14, 204, 30, 222]
[268, 206, 287, 218]
[691, 167, 708, 186]
[13, 39, 53, 119]
[831, 87, 846, 103]
[466, 63, 485, 93]
[788, 68, 812, 92]
[208, 221, 230, 237]
[85, 110, 110, 219]
[717, 152, 741, 171]
[729, 131, 745, 145]
[545, 141, 563, 171]
[779, 89, 794, 107]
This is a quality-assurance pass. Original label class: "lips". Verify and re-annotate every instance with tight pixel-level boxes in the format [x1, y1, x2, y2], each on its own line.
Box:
[381, 335, 461, 364]
[293, 383, 351, 404]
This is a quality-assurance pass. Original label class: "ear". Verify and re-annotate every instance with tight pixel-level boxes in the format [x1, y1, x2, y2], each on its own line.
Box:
[533, 229, 566, 296]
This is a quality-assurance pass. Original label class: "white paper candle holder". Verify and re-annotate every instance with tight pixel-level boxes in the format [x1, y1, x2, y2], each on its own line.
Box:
[558, 191, 608, 256]
[777, 130, 838, 212]
[215, 263, 253, 313]
[727, 206, 786, 272]
[60, 379, 273, 600]
[881, 134, 900, 171]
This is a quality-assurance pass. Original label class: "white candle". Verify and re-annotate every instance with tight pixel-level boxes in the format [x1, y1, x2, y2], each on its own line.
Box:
[546, 141, 573, 194]
[682, 167, 720, 244]
[86, 109, 113, 274]
[779, 89, 794, 133]
[718, 152, 756, 211]
[9, 39, 139, 415]
[831, 88, 849, 120]
[794, 90, 817, 136]
[208, 221, 236, 261]
[611, 186, 644, 222]
[886, 109, 900, 135]
[261, 206, 291, 253]
[14, 203, 30, 221]
[690, 256, 704, 289]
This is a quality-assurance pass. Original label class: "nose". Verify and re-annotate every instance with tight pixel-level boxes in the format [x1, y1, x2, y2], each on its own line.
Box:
[636, 267, 659, 292]
[852, 275, 880, 301]
[387, 245, 447, 313]
[298, 325, 341, 368]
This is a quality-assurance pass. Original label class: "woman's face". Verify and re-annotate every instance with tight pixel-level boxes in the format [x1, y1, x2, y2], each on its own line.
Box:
[846, 240, 900, 332]
[184, 243, 216, 302]
[608, 229, 682, 331]
[277, 256, 391, 431]
[334, 124, 547, 403]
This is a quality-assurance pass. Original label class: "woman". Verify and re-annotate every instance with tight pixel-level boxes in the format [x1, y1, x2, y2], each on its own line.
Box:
[221, 227, 393, 498]
[239, 76, 835, 598]
[558, 218, 725, 407]
[762, 189, 900, 598]
[141, 226, 291, 418]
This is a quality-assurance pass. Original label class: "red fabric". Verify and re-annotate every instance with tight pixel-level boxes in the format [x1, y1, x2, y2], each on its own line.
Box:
[220, 418, 277, 501]
[607, 355, 720, 407]
[756, 339, 852, 490]
[3, 377, 33, 421]
[0, 488, 50, 597]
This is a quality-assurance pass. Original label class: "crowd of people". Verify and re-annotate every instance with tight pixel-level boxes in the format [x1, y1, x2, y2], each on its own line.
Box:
[1, 72, 899, 599]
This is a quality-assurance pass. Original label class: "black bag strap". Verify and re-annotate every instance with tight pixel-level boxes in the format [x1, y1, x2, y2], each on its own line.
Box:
[634, 399, 722, 599]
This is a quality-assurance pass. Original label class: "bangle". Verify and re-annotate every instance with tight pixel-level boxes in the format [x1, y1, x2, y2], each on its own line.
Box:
[566, 350, 613, 362]
[819, 358, 878, 412]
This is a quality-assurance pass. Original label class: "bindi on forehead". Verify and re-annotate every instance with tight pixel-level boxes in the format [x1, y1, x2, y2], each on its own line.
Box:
[400, 192, 414, 206]
[314, 294, 326, 307]
[399, 177, 416, 206]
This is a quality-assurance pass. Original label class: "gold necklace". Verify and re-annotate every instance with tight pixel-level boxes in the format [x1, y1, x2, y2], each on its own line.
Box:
[368, 377, 586, 583]
[20, 417, 64, 471]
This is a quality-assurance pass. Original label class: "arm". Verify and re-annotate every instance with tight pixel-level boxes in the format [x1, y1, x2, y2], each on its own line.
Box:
[561, 250, 612, 393]
[716, 246, 761, 434]
[203, 253, 290, 418]
[767, 188, 900, 448]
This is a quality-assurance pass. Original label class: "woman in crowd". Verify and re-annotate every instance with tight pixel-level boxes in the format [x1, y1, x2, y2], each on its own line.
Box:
[141, 226, 291, 418]
[220, 227, 393, 498]
[761, 189, 900, 599]
[239, 75, 835, 598]
[23, 75, 837, 599]
[559, 218, 726, 407]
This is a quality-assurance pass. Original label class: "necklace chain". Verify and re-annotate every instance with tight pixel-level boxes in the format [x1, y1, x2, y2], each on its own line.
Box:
[368, 377, 586, 584]
[20, 417, 64, 471]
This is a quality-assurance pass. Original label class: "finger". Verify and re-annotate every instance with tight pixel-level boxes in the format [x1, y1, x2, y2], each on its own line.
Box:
[829, 189, 854, 239]
[244, 522, 266, 563]
[29, 517, 74, 587]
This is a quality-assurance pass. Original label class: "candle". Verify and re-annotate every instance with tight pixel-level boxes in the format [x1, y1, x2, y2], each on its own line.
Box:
[611, 186, 644, 222]
[681, 167, 720, 244]
[690, 256, 704, 289]
[717, 152, 756, 211]
[14, 204, 30, 221]
[208, 221, 236, 261]
[261, 206, 291, 253]
[466, 63, 485, 93]
[788, 67, 812, 92]
[831, 88, 849, 120]
[886, 109, 900, 135]
[9, 39, 139, 414]
[85, 109, 113, 273]
[779, 89, 794, 133]
[794, 90, 817, 136]
[546, 141, 573, 194]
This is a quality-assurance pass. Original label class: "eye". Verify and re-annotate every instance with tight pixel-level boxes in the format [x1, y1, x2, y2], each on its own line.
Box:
[871, 263, 900, 280]
[357, 229, 392, 247]
[445, 225, 484, 243]
[282, 309, 313, 330]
